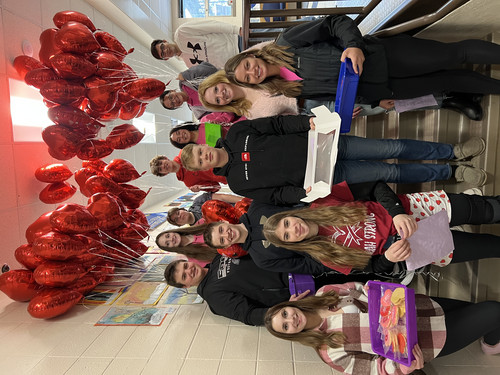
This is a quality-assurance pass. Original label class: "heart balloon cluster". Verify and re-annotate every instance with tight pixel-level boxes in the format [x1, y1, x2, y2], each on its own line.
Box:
[13, 10, 157, 161]
[2, 11, 157, 319]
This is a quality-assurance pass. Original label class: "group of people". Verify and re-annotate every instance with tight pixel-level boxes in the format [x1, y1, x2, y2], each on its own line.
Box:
[149, 15, 500, 374]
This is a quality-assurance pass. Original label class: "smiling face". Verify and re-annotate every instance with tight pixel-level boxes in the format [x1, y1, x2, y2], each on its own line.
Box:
[173, 261, 205, 288]
[156, 41, 177, 60]
[275, 216, 312, 243]
[234, 56, 270, 84]
[163, 91, 186, 109]
[170, 209, 194, 226]
[271, 307, 307, 334]
[157, 158, 174, 176]
[203, 83, 234, 106]
[157, 232, 182, 248]
[170, 129, 192, 145]
[209, 222, 243, 248]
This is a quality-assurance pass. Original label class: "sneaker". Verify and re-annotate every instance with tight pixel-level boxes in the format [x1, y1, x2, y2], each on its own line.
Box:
[453, 137, 486, 160]
[462, 187, 483, 196]
[454, 165, 487, 186]
[481, 338, 500, 355]
[400, 271, 415, 286]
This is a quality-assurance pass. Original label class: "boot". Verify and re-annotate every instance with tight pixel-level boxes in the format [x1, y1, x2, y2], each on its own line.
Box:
[453, 137, 486, 160]
[442, 94, 483, 121]
[454, 165, 487, 186]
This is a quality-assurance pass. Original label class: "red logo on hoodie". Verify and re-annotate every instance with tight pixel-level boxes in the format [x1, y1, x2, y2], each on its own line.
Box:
[241, 152, 250, 161]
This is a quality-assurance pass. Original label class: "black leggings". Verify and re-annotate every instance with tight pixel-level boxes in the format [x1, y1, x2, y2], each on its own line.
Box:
[432, 297, 500, 356]
[378, 35, 500, 98]
[447, 193, 500, 263]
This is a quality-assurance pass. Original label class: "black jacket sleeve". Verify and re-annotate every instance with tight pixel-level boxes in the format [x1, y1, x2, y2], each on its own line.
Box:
[281, 15, 365, 51]
[348, 181, 406, 218]
[254, 249, 332, 275]
[207, 290, 269, 326]
[238, 185, 307, 206]
[242, 115, 311, 136]
[363, 254, 395, 274]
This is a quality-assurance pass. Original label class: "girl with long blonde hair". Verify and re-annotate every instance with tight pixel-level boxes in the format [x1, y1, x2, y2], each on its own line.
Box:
[263, 181, 500, 275]
[198, 70, 298, 119]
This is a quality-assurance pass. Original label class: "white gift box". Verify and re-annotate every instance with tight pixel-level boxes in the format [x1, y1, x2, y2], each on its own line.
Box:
[301, 105, 341, 203]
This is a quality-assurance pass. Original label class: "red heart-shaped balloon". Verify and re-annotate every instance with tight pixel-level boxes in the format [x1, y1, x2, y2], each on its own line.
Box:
[15, 244, 45, 270]
[25, 211, 54, 243]
[77, 139, 113, 161]
[40, 79, 86, 105]
[39, 181, 77, 204]
[0, 269, 41, 302]
[87, 192, 126, 230]
[28, 288, 82, 319]
[103, 159, 145, 183]
[53, 10, 96, 31]
[35, 163, 73, 183]
[50, 203, 98, 233]
[50, 52, 97, 80]
[24, 68, 59, 89]
[124, 78, 165, 102]
[34, 261, 87, 287]
[39, 28, 63, 67]
[13, 55, 46, 79]
[106, 124, 145, 149]
[32, 231, 89, 261]
[54, 21, 100, 54]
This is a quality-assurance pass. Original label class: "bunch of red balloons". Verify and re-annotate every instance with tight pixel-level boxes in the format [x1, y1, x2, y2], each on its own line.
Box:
[0, 158, 152, 318]
[14, 10, 163, 161]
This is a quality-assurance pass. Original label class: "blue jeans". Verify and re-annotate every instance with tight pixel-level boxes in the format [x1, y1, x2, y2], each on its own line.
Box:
[333, 136, 454, 184]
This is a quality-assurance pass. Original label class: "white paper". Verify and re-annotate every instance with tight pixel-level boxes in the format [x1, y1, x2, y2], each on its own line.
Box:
[394, 94, 439, 113]
[405, 211, 454, 271]
[301, 106, 341, 203]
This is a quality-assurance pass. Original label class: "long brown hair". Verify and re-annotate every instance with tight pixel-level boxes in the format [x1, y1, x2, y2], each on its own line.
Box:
[264, 290, 345, 349]
[198, 70, 252, 116]
[263, 205, 372, 269]
[225, 43, 303, 97]
[155, 223, 218, 262]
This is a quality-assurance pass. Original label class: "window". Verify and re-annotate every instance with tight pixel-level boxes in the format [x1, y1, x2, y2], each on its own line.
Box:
[9, 78, 52, 142]
[179, 0, 235, 18]
[133, 111, 156, 143]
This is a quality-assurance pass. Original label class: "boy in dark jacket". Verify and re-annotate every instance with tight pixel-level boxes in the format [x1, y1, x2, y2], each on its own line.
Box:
[180, 115, 485, 205]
